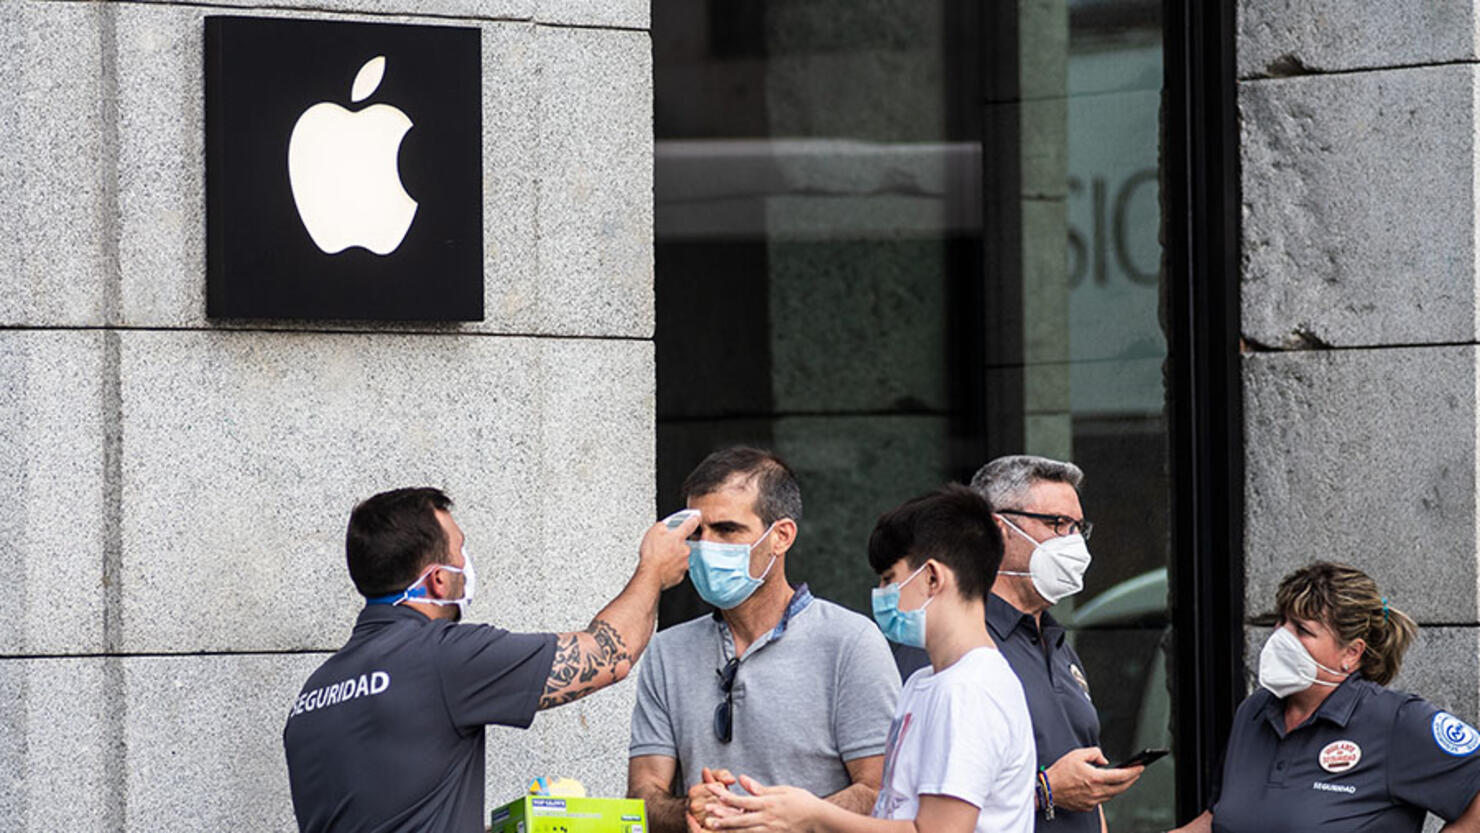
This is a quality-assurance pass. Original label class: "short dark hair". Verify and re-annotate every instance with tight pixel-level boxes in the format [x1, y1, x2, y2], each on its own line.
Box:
[867, 484, 1001, 601]
[680, 446, 803, 525]
[345, 487, 453, 597]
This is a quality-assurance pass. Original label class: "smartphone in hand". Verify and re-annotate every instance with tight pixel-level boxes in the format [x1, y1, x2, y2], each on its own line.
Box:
[1111, 748, 1169, 769]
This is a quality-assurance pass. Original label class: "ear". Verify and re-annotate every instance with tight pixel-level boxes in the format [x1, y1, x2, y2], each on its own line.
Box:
[1342, 637, 1367, 672]
[425, 563, 453, 600]
[993, 514, 1018, 543]
[770, 518, 798, 557]
[925, 559, 949, 594]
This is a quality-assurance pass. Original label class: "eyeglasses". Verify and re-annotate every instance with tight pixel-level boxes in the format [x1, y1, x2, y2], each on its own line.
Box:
[713, 657, 740, 743]
[997, 509, 1094, 541]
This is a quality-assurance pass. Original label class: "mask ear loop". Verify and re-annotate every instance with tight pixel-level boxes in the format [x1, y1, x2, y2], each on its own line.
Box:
[1275, 627, 1349, 685]
[894, 561, 935, 612]
[402, 563, 468, 606]
[421, 563, 469, 607]
[994, 515, 1036, 578]
[750, 522, 780, 581]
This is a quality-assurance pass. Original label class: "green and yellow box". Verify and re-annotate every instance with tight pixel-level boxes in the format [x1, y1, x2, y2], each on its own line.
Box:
[489, 796, 647, 833]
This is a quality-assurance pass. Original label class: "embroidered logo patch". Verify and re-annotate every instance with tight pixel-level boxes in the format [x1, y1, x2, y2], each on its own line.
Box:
[1069, 664, 1091, 700]
[1433, 712, 1480, 756]
[1318, 740, 1361, 773]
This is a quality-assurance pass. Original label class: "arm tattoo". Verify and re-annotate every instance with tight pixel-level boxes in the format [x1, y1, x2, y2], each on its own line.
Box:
[587, 619, 629, 681]
[539, 618, 632, 709]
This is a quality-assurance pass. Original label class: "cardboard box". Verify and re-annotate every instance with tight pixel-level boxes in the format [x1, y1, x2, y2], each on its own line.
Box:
[489, 796, 647, 833]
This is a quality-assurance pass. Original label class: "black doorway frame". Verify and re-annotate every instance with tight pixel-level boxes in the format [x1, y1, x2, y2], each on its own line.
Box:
[1164, 0, 1244, 821]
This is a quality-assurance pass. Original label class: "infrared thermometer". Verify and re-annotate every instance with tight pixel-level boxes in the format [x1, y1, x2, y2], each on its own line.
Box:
[662, 509, 701, 530]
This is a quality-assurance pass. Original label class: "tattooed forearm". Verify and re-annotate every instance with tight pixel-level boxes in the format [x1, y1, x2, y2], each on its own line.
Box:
[587, 619, 630, 681]
[538, 618, 633, 709]
[542, 634, 581, 699]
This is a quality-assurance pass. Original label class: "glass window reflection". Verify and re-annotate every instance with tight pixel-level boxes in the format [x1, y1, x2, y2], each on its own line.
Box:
[654, 0, 1171, 826]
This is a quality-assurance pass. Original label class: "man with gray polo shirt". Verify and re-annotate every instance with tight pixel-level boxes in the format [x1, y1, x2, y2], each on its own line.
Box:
[627, 447, 901, 833]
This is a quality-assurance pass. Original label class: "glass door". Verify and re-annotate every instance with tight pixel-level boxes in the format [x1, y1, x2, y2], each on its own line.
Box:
[654, 1, 1180, 826]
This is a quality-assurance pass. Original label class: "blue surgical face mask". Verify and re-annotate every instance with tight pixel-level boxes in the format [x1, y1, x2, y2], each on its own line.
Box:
[871, 563, 933, 648]
[688, 523, 778, 610]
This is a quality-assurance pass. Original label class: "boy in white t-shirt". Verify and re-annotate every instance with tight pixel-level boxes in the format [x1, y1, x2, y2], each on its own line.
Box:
[701, 484, 1035, 833]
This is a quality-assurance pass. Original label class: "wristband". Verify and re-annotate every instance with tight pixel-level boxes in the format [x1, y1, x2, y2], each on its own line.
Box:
[1037, 767, 1055, 821]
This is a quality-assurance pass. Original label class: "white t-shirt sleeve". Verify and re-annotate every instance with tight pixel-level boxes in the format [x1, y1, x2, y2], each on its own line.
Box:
[910, 672, 1010, 810]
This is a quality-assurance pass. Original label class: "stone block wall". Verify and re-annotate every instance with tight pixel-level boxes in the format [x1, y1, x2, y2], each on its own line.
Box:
[0, 2, 653, 830]
[1239, 2, 1480, 827]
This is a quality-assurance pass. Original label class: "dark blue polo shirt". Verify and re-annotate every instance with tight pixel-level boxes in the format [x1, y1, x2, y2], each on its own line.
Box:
[986, 593, 1102, 833]
[283, 605, 557, 833]
[1210, 676, 1480, 833]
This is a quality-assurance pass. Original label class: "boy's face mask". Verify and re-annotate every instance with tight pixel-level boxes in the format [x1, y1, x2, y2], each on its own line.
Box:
[871, 563, 933, 648]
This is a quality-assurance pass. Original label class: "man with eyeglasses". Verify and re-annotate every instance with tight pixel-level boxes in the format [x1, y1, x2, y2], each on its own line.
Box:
[626, 447, 901, 833]
[966, 455, 1143, 832]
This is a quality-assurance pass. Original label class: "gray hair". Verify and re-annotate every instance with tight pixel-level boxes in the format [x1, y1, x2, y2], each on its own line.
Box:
[969, 455, 1084, 510]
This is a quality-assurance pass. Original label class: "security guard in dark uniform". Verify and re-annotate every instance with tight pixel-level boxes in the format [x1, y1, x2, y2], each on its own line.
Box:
[284, 487, 697, 833]
[1173, 563, 1480, 833]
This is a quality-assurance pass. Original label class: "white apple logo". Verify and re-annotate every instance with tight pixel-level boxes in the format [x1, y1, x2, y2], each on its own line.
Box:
[287, 56, 418, 255]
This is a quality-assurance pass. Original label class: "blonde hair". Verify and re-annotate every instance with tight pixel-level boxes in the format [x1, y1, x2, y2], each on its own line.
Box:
[1275, 562, 1417, 686]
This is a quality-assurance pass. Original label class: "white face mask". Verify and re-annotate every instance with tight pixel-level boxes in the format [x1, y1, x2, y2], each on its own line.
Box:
[997, 516, 1092, 605]
[1258, 625, 1348, 699]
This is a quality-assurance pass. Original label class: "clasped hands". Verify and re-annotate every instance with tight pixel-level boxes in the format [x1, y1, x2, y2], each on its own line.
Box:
[686, 768, 821, 832]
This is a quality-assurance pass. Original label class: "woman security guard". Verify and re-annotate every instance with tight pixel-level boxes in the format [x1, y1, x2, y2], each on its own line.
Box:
[1173, 562, 1480, 833]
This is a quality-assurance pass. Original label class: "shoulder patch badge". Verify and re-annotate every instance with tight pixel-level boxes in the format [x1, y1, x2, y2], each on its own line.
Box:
[1069, 663, 1091, 700]
[1318, 740, 1361, 773]
[1433, 712, 1480, 756]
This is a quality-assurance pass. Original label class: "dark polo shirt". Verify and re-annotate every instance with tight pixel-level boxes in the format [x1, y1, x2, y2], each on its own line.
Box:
[986, 593, 1102, 833]
[1210, 676, 1480, 833]
[283, 604, 557, 833]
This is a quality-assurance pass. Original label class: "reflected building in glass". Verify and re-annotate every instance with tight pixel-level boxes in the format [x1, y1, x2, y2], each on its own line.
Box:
[654, 0, 1173, 826]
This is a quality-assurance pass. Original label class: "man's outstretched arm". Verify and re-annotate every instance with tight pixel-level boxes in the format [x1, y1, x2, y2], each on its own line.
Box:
[538, 515, 697, 709]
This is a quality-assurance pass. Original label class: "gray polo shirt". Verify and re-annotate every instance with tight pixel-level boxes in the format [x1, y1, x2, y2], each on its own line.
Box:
[1209, 676, 1480, 832]
[284, 605, 557, 833]
[629, 585, 900, 797]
